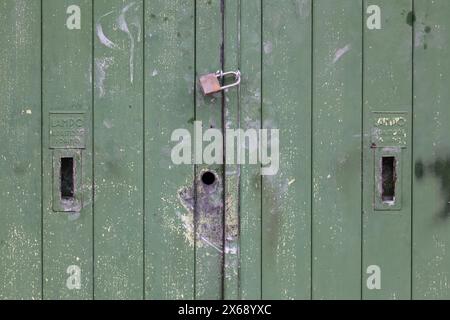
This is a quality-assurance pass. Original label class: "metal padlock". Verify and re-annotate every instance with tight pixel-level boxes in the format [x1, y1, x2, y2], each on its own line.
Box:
[199, 70, 241, 96]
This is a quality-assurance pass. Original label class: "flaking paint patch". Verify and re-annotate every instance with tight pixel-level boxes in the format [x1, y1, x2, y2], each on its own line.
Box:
[196, 170, 224, 252]
[177, 170, 224, 252]
[225, 194, 239, 246]
[177, 186, 195, 246]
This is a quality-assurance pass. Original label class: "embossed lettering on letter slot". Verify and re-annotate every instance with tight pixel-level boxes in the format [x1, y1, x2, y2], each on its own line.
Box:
[49, 112, 86, 149]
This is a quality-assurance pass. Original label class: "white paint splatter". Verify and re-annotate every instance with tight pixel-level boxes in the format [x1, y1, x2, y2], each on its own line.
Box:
[95, 57, 114, 97]
[96, 11, 118, 49]
[200, 236, 223, 253]
[296, 0, 310, 18]
[117, 2, 137, 84]
[225, 245, 237, 255]
[415, 30, 425, 48]
[103, 119, 113, 128]
[130, 17, 142, 43]
[152, 69, 158, 77]
[263, 41, 273, 54]
[333, 44, 351, 63]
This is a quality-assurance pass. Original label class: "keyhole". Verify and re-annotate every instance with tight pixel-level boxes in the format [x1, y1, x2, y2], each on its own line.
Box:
[61, 157, 74, 199]
[201, 171, 216, 186]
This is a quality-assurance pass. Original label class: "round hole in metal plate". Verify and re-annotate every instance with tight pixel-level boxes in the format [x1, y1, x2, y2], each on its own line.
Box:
[201, 171, 216, 186]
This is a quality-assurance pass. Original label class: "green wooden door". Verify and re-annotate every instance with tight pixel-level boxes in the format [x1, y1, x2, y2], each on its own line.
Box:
[2, 0, 450, 300]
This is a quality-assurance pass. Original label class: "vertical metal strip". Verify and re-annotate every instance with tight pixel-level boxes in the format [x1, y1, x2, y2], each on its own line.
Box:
[236, 0, 242, 299]
[142, 0, 146, 300]
[410, 0, 415, 300]
[361, 0, 365, 300]
[91, 0, 95, 300]
[40, 0, 44, 300]
[260, 0, 263, 299]
[310, 0, 314, 300]
[193, 0, 197, 299]
[220, 0, 226, 299]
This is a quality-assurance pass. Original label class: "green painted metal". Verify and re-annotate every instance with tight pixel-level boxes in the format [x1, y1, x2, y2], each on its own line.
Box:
[3, 0, 450, 300]
[312, 0, 362, 299]
[0, 0, 42, 300]
[42, 0, 93, 299]
[144, 0, 195, 300]
[194, 0, 224, 300]
[261, 0, 312, 299]
[223, 0, 240, 300]
[238, 0, 262, 300]
[413, 0, 450, 299]
[93, 0, 144, 299]
[362, 0, 413, 299]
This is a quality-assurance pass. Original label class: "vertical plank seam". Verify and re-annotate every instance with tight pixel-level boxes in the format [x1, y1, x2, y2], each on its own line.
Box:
[360, 0, 365, 301]
[259, 0, 263, 301]
[193, 0, 197, 300]
[40, 0, 44, 300]
[310, 0, 314, 301]
[142, 0, 146, 301]
[92, 0, 96, 300]
[220, 0, 226, 300]
[236, 0, 242, 300]
[410, 0, 415, 301]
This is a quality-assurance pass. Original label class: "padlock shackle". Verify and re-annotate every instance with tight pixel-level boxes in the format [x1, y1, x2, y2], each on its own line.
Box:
[215, 69, 241, 91]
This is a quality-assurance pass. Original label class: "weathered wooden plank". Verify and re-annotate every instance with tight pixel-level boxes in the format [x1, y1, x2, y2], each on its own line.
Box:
[261, 0, 312, 299]
[362, 0, 412, 299]
[195, 0, 224, 300]
[0, 0, 42, 300]
[144, 0, 195, 299]
[312, 0, 362, 299]
[238, 0, 262, 300]
[42, 0, 93, 299]
[413, 0, 450, 299]
[93, 0, 144, 299]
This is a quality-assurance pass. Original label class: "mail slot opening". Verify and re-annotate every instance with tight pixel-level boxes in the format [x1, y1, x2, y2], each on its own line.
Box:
[201, 171, 216, 186]
[381, 156, 396, 202]
[60, 157, 74, 199]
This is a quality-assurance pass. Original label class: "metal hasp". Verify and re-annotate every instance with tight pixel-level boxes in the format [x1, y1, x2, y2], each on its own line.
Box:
[199, 69, 241, 95]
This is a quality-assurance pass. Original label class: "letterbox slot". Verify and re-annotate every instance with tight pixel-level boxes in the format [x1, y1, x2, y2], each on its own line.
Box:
[60, 157, 74, 199]
[52, 150, 82, 212]
[381, 156, 396, 203]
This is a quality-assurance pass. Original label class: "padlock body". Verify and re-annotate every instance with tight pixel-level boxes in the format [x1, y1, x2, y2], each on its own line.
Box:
[199, 73, 221, 95]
